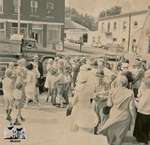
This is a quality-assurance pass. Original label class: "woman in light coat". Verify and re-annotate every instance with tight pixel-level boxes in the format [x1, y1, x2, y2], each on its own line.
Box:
[98, 76, 136, 145]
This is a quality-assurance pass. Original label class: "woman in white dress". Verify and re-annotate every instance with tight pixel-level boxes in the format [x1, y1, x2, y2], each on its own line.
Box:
[70, 63, 99, 133]
[3, 69, 15, 121]
[25, 63, 37, 105]
[44, 58, 54, 102]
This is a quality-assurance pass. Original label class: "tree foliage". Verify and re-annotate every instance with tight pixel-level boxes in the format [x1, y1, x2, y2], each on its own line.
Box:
[99, 6, 122, 18]
[65, 7, 97, 31]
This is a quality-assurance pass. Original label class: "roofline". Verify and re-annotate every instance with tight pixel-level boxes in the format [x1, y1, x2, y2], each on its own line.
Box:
[65, 28, 88, 30]
[98, 10, 147, 21]
[0, 18, 64, 25]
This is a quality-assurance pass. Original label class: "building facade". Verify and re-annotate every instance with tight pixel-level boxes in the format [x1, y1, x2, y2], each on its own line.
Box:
[64, 18, 88, 43]
[98, 7, 150, 54]
[0, 0, 65, 48]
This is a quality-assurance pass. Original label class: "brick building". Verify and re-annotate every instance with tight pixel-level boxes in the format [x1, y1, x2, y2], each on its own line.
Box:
[0, 0, 65, 48]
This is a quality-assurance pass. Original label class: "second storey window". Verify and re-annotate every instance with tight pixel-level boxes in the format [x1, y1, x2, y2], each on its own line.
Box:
[134, 21, 138, 28]
[47, 0, 54, 15]
[13, 0, 18, 13]
[31, 0, 38, 15]
[114, 22, 117, 30]
[0, 0, 3, 13]
[107, 22, 111, 32]
[123, 21, 127, 30]
[101, 22, 104, 32]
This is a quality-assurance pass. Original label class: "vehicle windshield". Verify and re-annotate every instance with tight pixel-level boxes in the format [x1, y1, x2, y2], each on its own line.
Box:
[24, 41, 35, 48]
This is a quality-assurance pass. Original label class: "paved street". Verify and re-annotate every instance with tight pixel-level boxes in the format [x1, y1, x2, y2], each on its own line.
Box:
[0, 95, 141, 145]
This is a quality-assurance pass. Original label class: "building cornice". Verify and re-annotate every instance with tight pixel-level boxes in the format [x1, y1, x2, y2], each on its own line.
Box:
[0, 19, 64, 25]
[98, 10, 147, 21]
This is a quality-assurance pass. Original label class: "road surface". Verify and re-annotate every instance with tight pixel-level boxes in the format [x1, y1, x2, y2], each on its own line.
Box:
[0, 95, 140, 145]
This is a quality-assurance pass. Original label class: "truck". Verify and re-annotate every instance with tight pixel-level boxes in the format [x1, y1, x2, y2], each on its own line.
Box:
[0, 34, 56, 60]
[0, 34, 57, 94]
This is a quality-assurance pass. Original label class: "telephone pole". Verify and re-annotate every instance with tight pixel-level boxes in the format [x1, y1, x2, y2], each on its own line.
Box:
[17, 0, 21, 35]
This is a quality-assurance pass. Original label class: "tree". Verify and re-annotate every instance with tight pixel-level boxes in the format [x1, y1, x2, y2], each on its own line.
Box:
[98, 6, 122, 19]
[65, 7, 97, 31]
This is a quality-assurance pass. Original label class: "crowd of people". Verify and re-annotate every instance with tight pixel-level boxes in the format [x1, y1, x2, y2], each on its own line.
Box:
[2, 55, 83, 124]
[2, 54, 150, 145]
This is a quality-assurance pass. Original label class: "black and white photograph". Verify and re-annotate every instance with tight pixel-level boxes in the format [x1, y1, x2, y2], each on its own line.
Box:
[0, 0, 150, 145]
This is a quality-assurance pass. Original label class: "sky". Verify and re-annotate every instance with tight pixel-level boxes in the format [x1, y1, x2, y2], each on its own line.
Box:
[66, 0, 150, 16]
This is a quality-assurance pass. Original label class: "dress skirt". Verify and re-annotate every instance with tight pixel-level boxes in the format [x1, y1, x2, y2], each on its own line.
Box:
[133, 112, 150, 144]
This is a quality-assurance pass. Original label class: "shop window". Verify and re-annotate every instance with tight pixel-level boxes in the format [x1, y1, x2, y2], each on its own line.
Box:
[0, 23, 4, 30]
[47, 25, 61, 43]
[11, 23, 27, 37]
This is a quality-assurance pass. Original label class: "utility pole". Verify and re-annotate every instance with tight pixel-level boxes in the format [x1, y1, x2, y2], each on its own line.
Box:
[79, 36, 83, 53]
[127, 13, 131, 52]
[17, 0, 21, 35]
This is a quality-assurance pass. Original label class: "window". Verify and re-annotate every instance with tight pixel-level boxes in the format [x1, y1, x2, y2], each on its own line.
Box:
[114, 22, 117, 30]
[113, 38, 117, 42]
[123, 21, 127, 30]
[133, 39, 136, 43]
[0, 0, 3, 13]
[107, 22, 110, 32]
[134, 21, 138, 27]
[13, 0, 19, 13]
[31, 0, 38, 15]
[122, 38, 126, 42]
[0, 23, 4, 30]
[47, 0, 54, 15]
[47, 25, 61, 43]
[101, 22, 104, 32]
[11, 23, 27, 37]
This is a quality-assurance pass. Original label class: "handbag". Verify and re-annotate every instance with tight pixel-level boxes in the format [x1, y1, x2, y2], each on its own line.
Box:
[103, 106, 111, 115]
[66, 104, 73, 116]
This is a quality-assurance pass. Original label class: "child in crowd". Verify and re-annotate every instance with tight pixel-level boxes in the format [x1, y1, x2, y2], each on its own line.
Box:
[13, 82, 26, 125]
[3, 70, 15, 121]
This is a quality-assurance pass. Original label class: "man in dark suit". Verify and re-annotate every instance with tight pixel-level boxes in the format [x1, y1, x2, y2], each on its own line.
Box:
[33, 55, 44, 95]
